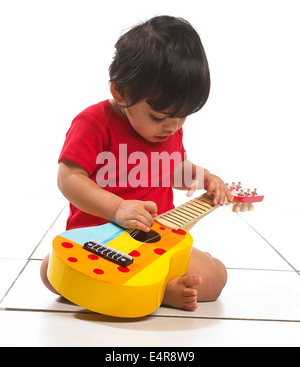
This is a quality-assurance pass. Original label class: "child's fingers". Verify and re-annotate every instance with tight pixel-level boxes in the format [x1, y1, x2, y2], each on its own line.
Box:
[134, 203, 157, 231]
[116, 200, 156, 232]
[186, 180, 197, 197]
[128, 219, 151, 233]
[206, 181, 216, 196]
[213, 185, 232, 205]
[144, 201, 158, 216]
[226, 187, 233, 203]
[125, 212, 154, 232]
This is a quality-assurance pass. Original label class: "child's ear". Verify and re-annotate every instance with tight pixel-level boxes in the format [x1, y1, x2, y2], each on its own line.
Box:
[110, 82, 125, 104]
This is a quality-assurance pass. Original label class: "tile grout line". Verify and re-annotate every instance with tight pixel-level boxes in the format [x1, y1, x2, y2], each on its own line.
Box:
[1, 307, 300, 324]
[237, 214, 300, 276]
[0, 203, 68, 306]
[0, 261, 30, 305]
[28, 202, 68, 260]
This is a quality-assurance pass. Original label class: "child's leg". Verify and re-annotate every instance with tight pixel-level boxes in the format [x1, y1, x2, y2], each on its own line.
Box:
[40, 254, 60, 295]
[162, 248, 228, 311]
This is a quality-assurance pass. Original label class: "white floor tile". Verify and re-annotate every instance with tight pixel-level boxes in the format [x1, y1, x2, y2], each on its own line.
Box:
[1, 260, 82, 312]
[3, 260, 300, 324]
[1, 310, 300, 347]
[0, 197, 66, 259]
[31, 203, 69, 260]
[0, 259, 27, 301]
[155, 269, 300, 321]
[2, 193, 299, 347]
[189, 206, 291, 271]
[239, 201, 300, 270]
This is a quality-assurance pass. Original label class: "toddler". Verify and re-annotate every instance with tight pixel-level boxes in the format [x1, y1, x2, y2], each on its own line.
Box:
[41, 16, 231, 311]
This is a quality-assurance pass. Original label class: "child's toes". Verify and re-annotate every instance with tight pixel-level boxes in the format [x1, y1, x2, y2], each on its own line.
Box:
[182, 286, 198, 310]
[181, 275, 202, 289]
[184, 299, 198, 311]
[184, 295, 198, 304]
[183, 287, 197, 296]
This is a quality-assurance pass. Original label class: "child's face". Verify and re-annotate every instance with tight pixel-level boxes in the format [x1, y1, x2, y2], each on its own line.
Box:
[124, 100, 186, 143]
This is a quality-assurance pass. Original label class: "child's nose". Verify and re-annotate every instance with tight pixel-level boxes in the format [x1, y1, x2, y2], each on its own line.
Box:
[163, 119, 180, 134]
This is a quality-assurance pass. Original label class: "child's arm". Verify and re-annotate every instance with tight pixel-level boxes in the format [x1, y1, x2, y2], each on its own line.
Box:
[172, 160, 232, 206]
[58, 159, 157, 232]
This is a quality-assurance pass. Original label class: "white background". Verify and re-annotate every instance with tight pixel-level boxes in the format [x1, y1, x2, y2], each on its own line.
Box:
[1, 0, 299, 209]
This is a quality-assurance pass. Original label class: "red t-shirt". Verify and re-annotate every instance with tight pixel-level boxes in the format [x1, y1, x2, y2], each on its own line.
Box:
[59, 100, 186, 230]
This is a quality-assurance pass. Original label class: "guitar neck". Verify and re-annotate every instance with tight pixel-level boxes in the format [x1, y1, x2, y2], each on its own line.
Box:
[155, 193, 218, 230]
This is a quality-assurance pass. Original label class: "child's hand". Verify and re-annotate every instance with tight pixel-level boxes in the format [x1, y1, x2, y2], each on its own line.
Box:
[204, 173, 232, 206]
[114, 200, 158, 232]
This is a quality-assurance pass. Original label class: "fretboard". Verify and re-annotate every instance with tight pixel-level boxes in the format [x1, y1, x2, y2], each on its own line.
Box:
[155, 193, 218, 230]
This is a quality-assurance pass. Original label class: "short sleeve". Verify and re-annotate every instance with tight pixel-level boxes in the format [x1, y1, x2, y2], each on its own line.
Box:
[58, 112, 109, 176]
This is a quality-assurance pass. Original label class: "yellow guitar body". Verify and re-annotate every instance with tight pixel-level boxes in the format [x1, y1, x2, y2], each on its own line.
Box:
[48, 189, 264, 318]
[48, 221, 193, 318]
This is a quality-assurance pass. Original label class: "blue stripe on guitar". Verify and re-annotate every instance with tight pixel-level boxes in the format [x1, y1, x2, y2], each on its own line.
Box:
[60, 222, 124, 247]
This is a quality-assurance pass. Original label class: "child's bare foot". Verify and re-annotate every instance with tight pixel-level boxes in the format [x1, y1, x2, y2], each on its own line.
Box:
[162, 275, 202, 311]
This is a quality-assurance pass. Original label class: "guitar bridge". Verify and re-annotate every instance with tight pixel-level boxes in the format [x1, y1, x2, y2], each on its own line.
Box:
[84, 240, 133, 268]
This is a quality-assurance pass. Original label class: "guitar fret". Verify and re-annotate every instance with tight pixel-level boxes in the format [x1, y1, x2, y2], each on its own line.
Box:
[200, 197, 214, 207]
[159, 215, 184, 228]
[201, 201, 214, 209]
[196, 198, 214, 208]
[175, 209, 195, 220]
[183, 206, 204, 216]
[155, 193, 217, 229]
[154, 217, 180, 230]
[165, 211, 188, 222]
[192, 201, 211, 211]
[163, 213, 186, 225]
[193, 199, 212, 208]
[188, 203, 206, 214]
[182, 209, 200, 220]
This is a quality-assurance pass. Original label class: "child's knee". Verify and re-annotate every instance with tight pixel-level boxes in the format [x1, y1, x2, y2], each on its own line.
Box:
[40, 254, 60, 295]
[40, 254, 50, 284]
[198, 257, 227, 302]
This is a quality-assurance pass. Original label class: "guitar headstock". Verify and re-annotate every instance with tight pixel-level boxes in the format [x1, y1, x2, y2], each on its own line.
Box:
[226, 181, 264, 213]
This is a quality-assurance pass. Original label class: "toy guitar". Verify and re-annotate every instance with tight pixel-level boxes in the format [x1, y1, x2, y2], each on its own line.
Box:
[48, 182, 264, 318]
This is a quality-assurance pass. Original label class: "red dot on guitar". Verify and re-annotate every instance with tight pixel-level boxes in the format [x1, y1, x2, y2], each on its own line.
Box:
[93, 268, 104, 275]
[118, 266, 130, 273]
[159, 227, 166, 230]
[62, 242, 73, 248]
[88, 254, 99, 260]
[172, 229, 186, 236]
[68, 257, 78, 263]
[128, 250, 140, 257]
[154, 248, 166, 255]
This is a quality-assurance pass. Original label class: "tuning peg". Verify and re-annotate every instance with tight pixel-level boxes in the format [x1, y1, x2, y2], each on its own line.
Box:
[248, 203, 255, 211]
[252, 188, 258, 195]
[238, 188, 245, 196]
[232, 203, 241, 213]
[241, 203, 248, 212]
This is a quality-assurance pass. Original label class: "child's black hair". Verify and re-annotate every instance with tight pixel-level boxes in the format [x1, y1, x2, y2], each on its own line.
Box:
[109, 15, 210, 118]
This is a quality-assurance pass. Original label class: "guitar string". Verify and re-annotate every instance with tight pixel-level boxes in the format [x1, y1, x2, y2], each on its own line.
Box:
[99, 220, 186, 258]
[85, 194, 260, 260]
[103, 228, 152, 257]
[97, 218, 175, 255]
[95, 228, 138, 254]
[106, 193, 256, 257]
[90, 197, 214, 258]
[98, 206, 212, 256]
[92, 224, 174, 258]
[117, 200, 214, 254]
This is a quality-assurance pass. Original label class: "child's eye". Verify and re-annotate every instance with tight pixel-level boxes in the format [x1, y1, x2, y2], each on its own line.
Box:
[150, 115, 166, 123]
